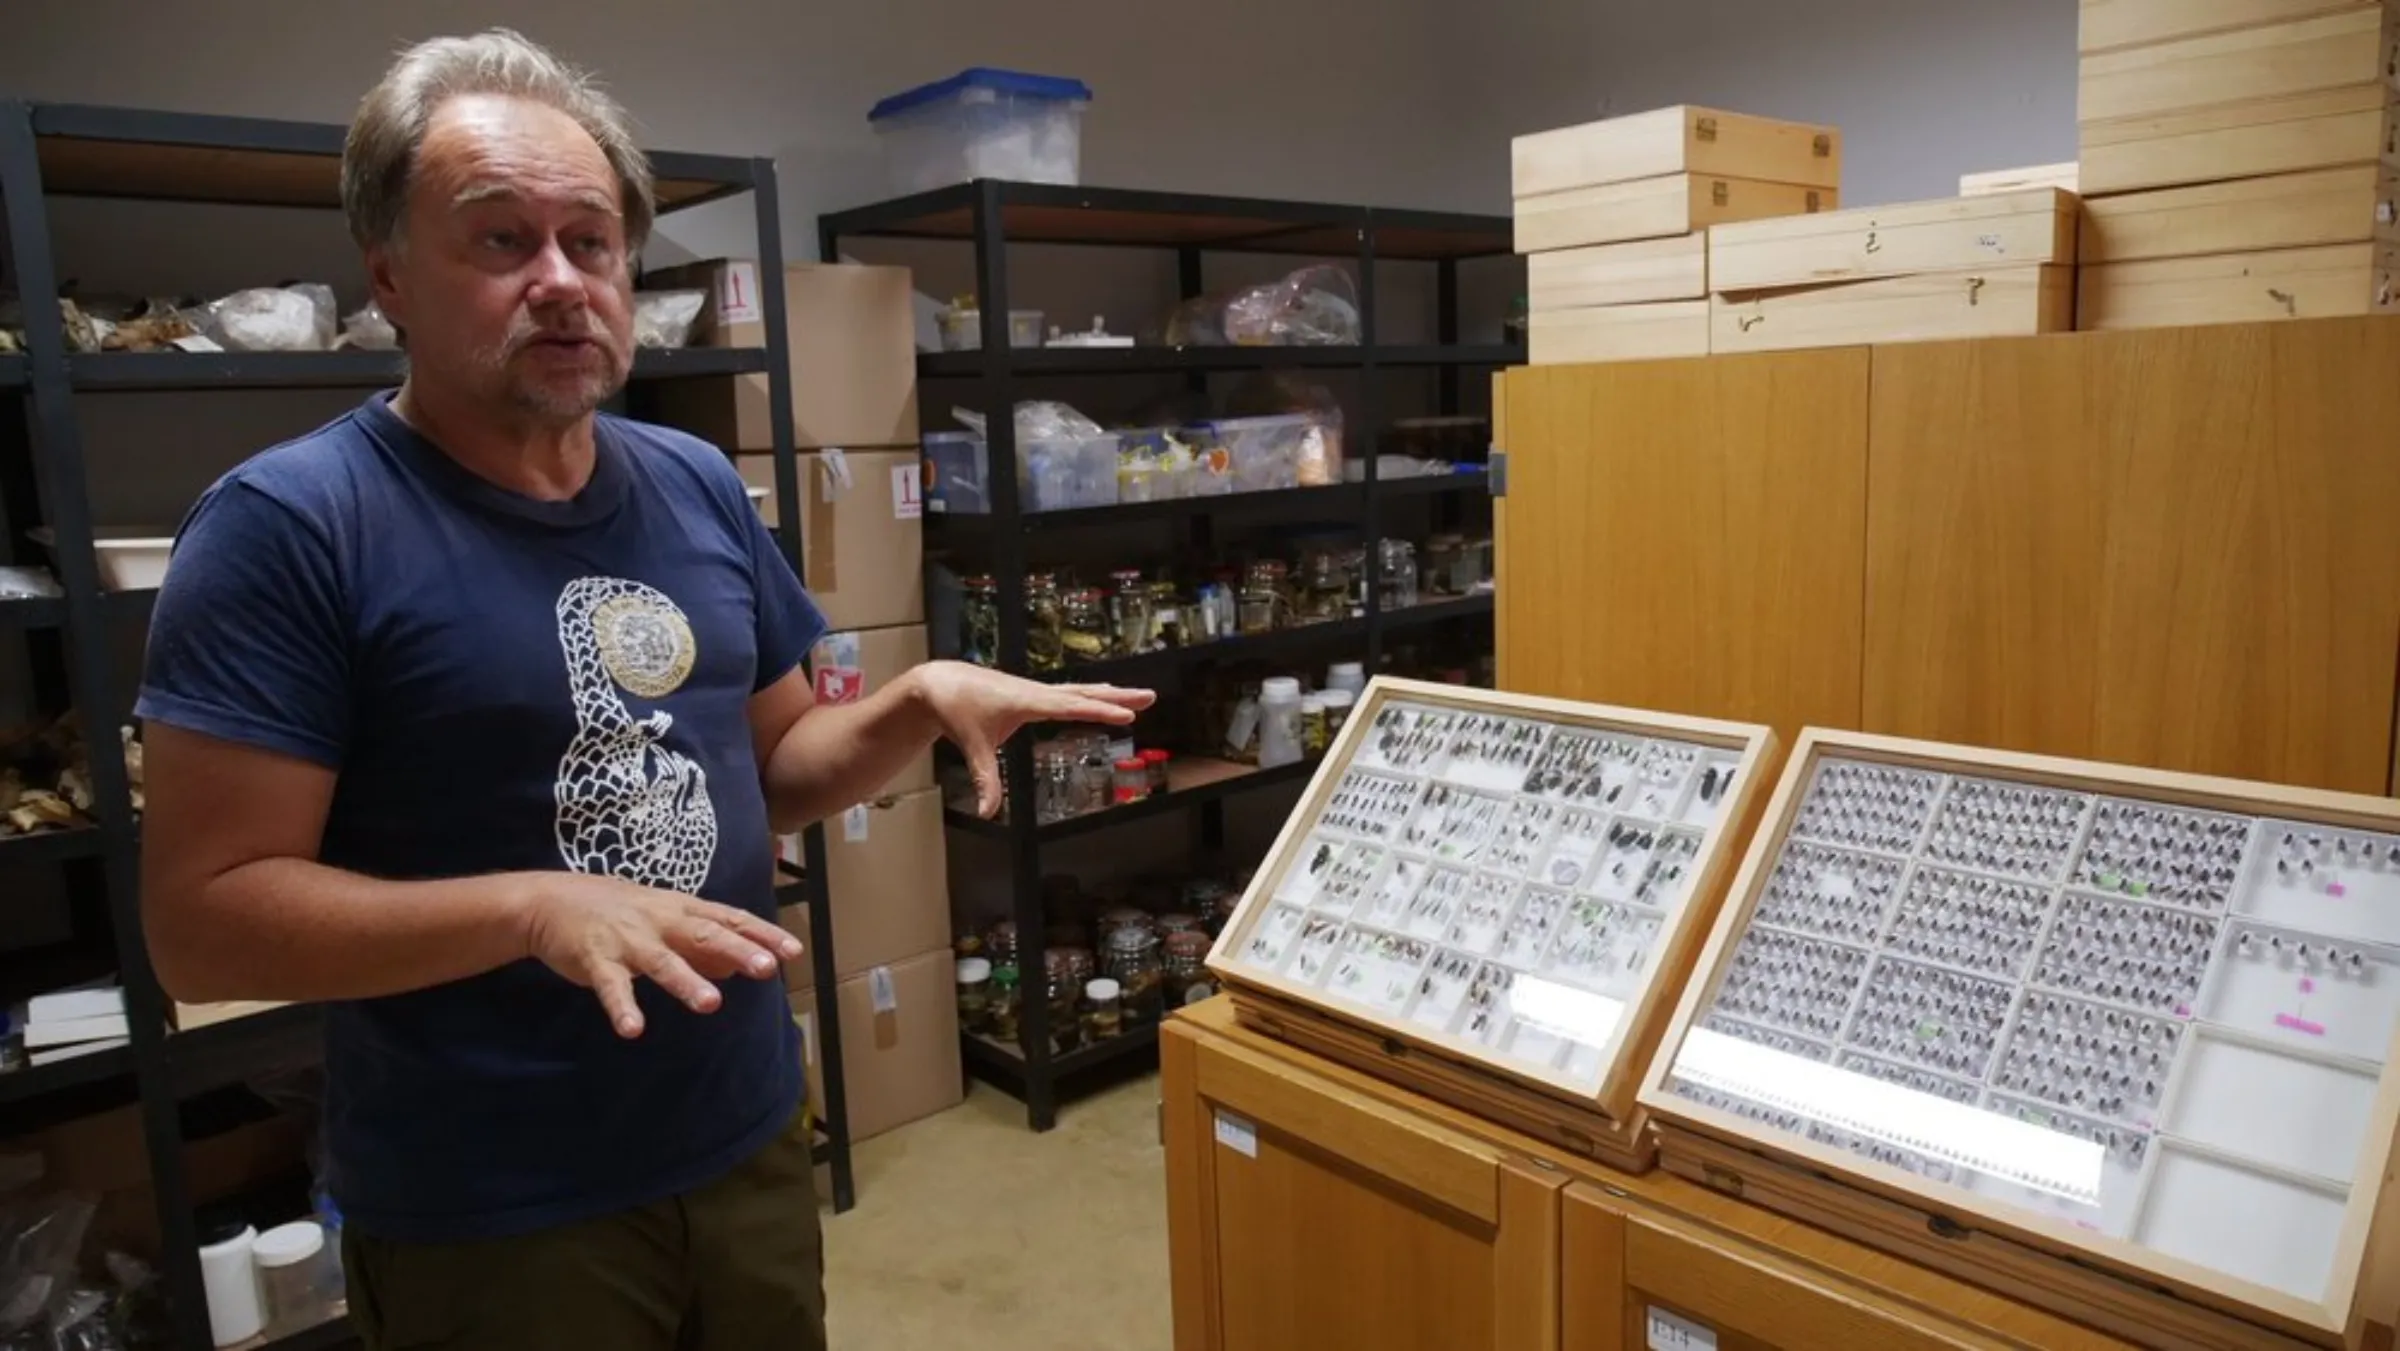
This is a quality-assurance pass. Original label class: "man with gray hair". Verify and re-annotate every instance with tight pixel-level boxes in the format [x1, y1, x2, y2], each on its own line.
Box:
[134, 28, 1150, 1348]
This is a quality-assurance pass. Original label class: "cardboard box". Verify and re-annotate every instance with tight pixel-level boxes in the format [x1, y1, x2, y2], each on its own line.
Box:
[1528, 234, 1709, 309]
[171, 999, 287, 1031]
[1711, 266, 2075, 354]
[2078, 83, 2395, 195]
[645, 260, 920, 451]
[789, 988, 827, 1110]
[1516, 174, 1834, 253]
[2076, 7, 2397, 125]
[1960, 163, 2083, 196]
[1709, 189, 2079, 292]
[823, 949, 962, 1142]
[2081, 0, 2386, 54]
[1528, 301, 1712, 365]
[1512, 106, 1841, 200]
[2076, 241, 2395, 328]
[776, 787, 951, 982]
[2079, 164, 2398, 261]
[808, 624, 934, 794]
[739, 449, 925, 631]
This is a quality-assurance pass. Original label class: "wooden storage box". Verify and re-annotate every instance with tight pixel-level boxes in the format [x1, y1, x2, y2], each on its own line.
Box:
[2079, 84, 2397, 196]
[1528, 234, 1708, 309]
[2077, 242, 2394, 328]
[1709, 188, 2079, 292]
[1206, 677, 1777, 1170]
[1512, 105, 1841, 201]
[1517, 176, 1833, 254]
[1528, 301, 1711, 366]
[1711, 266, 2075, 354]
[1641, 727, 2400, 1350]
[2076, 7, 2398, 125]
[2081, 0, 2393, 54]
[1961, 162, 2082, 196]
[2080, 164, 2399, 261]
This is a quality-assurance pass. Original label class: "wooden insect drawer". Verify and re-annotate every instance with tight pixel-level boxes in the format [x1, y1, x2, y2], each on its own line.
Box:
[1206, 677, 1777, 1171]
[1640, 727, 2400, 1350]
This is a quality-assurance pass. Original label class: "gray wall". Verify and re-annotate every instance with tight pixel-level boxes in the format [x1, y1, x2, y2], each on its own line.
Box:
[1447, 0, 2080, 209]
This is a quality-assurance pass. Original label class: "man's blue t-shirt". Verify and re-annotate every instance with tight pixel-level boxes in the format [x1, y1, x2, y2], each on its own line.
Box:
[134, 390, 826, 1243]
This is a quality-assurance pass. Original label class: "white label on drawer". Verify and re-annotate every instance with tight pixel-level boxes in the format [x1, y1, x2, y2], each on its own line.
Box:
[891, 464, 922, 520]
[716, 262, 762, 326]
[1213, 1111, 1257, 1159]
[1646, 1308, 1716, 1351]
[841, 804, 870, 843]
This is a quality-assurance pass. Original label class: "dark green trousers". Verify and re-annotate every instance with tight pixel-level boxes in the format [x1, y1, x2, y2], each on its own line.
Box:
[342, 1108, 826, 1350]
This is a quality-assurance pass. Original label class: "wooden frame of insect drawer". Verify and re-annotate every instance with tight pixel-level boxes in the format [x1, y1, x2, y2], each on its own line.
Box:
[2076, 6, 2399, 126]
[1512, 105, 1842, 200]
[1639, 727, 2400, 1350]
[1709, 188, 2080, 292]
[1206, 677, 1778, 1172]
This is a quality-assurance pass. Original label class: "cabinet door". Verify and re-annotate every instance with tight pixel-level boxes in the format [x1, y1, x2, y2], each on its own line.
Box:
[1164, 1021, 1562, 1351]
[1862, 316, 2400, 795]
[1561, 1184, 2138, 1351]
[1495, 352, 1869, 748]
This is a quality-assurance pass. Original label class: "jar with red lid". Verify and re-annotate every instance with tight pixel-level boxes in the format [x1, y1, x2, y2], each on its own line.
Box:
[1141, 748, 1172, 796]
[1112, 758, 1150, 805]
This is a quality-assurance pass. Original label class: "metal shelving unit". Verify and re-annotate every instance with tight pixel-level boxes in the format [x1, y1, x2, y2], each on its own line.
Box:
[0, 97, 853, 1350]
[821, 179, 1516, 1130]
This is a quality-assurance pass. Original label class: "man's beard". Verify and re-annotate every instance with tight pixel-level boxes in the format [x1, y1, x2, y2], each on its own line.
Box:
[472, 310, 631, 423]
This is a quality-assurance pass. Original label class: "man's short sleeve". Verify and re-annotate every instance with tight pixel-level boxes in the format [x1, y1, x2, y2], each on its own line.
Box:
[745, 503, 828, 693]
[133, 481, 353, 768]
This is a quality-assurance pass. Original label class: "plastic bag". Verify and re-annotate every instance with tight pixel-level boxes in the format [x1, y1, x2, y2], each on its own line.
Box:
[949, 401, 1104, 444]
[334, 301, 400, 352]
[633, 289, 707, 349]
[0, 569, 60, 602]
[1222, 265, 1361, 346]
[205, 286, 331, 352]
[1159, 295, 1228, 348]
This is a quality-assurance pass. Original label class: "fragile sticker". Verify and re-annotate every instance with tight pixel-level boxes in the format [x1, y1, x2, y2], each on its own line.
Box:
[891, 464, 922, 521]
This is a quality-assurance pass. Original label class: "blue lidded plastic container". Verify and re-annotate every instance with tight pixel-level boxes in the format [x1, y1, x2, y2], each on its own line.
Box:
[868, 68, 1094, 195]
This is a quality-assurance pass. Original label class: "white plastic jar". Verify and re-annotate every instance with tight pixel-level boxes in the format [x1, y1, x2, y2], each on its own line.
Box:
[1257, 677, 1304, 768]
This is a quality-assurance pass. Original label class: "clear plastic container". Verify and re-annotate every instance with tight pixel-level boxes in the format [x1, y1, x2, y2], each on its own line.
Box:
[868, 68, 1092, 195]
[919, 431, 1122, 514]
[253, 1220, 335, 1339]
[1203, 413, 1342, 494]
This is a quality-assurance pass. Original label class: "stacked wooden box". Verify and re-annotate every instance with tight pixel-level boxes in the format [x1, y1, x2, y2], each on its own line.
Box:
[1513, 106, 1842, 364]
[1705, 188, 2081, 353]
[2075, 0, 2398, 329]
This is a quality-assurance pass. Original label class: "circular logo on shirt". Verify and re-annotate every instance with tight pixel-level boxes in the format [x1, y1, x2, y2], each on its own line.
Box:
[591, 592, 695, 698]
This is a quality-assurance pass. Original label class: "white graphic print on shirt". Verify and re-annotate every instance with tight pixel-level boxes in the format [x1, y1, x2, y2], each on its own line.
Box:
[553, 576, 718, 891]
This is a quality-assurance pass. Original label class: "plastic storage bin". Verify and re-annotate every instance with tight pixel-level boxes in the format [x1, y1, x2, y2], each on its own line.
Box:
[1201, 414, 1343, 494]
[869, 68, 1093, 195]
[921, 431, 1122, 514]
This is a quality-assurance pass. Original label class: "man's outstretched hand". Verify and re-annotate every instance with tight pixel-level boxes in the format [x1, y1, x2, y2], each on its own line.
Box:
[908, 661, 1157, 817]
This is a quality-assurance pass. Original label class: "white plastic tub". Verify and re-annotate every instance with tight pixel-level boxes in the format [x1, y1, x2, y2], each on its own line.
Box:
[29, 527, 173, 592]
[869, 68, 1092, 195]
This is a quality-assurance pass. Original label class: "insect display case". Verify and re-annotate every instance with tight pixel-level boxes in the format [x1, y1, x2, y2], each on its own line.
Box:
[1642, 728, 2400, 1350]
[1206, 676, 1776, 1168]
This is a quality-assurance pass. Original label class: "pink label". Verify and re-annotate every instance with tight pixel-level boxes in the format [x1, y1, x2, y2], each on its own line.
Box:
[2299, 978, 2318, 994]
[2275, 1013, 2328, 1037]
[2328, 882, 2349, 898]
[2174, 1004, 2191, 1018]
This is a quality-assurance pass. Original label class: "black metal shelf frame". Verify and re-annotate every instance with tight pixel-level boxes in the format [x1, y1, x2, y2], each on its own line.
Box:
[0, 97, 853, 1351]
[822, 178, 1510, 1132]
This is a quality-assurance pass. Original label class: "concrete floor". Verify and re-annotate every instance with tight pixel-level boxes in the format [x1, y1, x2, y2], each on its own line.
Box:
[822, 1075, 1172, 1350]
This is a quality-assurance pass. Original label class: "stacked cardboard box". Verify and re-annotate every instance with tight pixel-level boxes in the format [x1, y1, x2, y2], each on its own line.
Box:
[2074, 0, 2398, 329]
[1706, 189, 2080, 353]
[648, 258, 961, 1140]
[1512, 106, 1843, 364]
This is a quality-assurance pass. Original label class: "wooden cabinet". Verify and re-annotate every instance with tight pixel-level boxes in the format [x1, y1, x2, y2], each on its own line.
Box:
[1162, 1010, 1564, 1351]
[1164, 998, 2142, 1351]
[1494, 351, 1870, 748]
[1862, 318, 2400, 795]
[1496, 314, 2400, 795]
